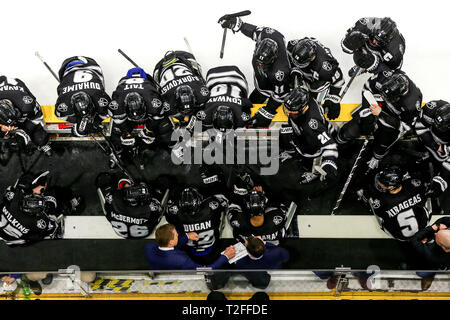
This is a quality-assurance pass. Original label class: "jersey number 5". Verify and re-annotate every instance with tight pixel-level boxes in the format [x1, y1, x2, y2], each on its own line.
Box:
[397, 209, 419, 238]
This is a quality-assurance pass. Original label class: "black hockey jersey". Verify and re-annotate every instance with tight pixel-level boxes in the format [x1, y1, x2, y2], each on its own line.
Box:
[361, 177, 432, 241]
[166, 194, 228, 253]
[342, 17, 405, 73]
[55, 56, 110, 134]
[153, 51, 209, 117]
[240, 24, 292, 103]
[202, 66, 252, 130]
[109, 68, 163, 133]
[415, 100, 450, 163]
[227, 203, 287, 244]
[363, 71, 422, 127]
[0, 187, 60, 246]
[287, 38, 344, 96]
[98, 184, 163, 239]
[0, 76, 43, 123]
[280, 97, 338, 166]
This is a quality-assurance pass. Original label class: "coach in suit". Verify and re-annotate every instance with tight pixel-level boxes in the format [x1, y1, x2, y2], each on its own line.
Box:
[145, 223, 236, 270]
[236, 236, 290, 289]
[210, 236, 290, 290]
[410, 217, 450, 290]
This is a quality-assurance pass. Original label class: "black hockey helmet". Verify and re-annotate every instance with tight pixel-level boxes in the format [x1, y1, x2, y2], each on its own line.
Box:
[380, 73, 409, 102]
[0, 99, 21, 126]
[213, 105, 234, 132]
[284, 87, 310, 113]
[122, 182, 151, 206]
[254, 38, 278, 71]
[291, 39, 317, 67]
[373, 18, 397, 47]
[374, 165, 403, 192]
[17, 170, 50, 193]
[125, 92, 146, 121]
[20, 194, 45, 215]
[245, 190, 267, 216]
[175, 85, 196, 115]
[71, 91, 94, 117]
[179, 187, 202, 215]
[433, 103, 450, 133]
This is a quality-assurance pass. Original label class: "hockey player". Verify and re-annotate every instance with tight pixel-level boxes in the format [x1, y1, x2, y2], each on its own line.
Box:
[414, 100, 450, 181]
[55, 56, 110, 136]
[0, 76, 52, 157]
[202, 66, 252, 132]
[0, 171, 66, 246]
[287, 37, 345, 120]
[337, 70, 422, 171]
[279, 87, 339, 185]
[108, 68, 163, 168]
[227, 189, 287, 245]
[153, 50, 209, 118]
[148, 51, 209, 158]
[341, 17, 405, 75]
[96, 172, 164, 239]
[358, 165, 447, 241]
[165, 186, 228, 264]
[218, 15, 292, 127]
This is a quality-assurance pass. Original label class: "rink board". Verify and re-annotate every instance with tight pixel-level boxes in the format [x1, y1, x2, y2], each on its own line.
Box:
[41, 104, 360, 123]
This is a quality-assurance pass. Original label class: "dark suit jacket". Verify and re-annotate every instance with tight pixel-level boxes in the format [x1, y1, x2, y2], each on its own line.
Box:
[235, 243, 290, 288]
[410, 217, 450, 270]
[145, 233, 229, 270]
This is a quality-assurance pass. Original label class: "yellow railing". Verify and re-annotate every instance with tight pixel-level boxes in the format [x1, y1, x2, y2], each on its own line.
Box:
[41, 104, 360, 124]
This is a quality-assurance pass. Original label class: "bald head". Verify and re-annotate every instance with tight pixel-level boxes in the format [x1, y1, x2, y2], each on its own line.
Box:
[435, 229, 450, 253]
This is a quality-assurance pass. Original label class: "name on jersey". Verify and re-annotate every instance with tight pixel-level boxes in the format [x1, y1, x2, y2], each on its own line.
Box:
[0, 85, 25, 92]
[261, 232, 279, 241]
[385, 194, 422, 218]
[183, 220, 212, 232]
[207, 96, 242, 105]
[61, 82, 102, 94]
[161, 76, 200, 94]
[2, 207, 29, 235]
[124, 84, 144, 90]
[111, 212, 148, 225]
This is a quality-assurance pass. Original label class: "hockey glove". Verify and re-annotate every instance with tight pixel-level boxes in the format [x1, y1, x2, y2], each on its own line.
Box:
[299, 172, 320, 185]
[120, 134, 136, 147]
[348, 65, 361, 78]
[250, 108, 275, 128]
[138, 130, 156, 145]
[218, 15, 243, 33]
[343, 31, 368, 51]
[323, 97, 341, 120]
[279, 150, 295, 163]
[366, 157, 380, 174]
[426, 176, 448, 198]
[353, 48, 378, 72]
[48, 218, 65, 239]
[199, 165, 221, 185]
[320, 160, 338, 182]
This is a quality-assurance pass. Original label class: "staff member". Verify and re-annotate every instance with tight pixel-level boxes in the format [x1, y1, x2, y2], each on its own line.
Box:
[210, 236, 290, 290]
[145, 224, 235, 270]
[409, 217, 450, 290]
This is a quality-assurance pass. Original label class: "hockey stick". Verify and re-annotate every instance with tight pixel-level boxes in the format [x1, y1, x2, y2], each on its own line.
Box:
[117, 49, 140, 68]
[339, 66, 362, 100]
[330, 90, 382, 215]
[219, 10, 252, 59]
[184, 37, 194, 57]
[96, 128, 135, 183]
[330, 138, 369, 215]
[35, 51, 59, 82]
[284, 202, 297, 231]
